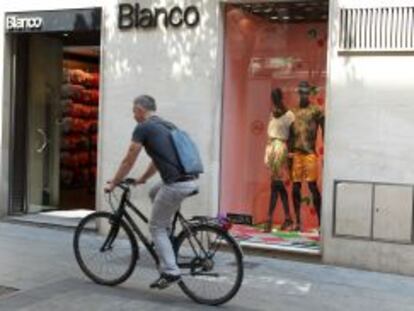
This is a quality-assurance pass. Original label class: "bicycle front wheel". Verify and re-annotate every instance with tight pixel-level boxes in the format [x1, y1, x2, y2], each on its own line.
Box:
[174, 224, 244, 305]
[73, 212, 138, 286]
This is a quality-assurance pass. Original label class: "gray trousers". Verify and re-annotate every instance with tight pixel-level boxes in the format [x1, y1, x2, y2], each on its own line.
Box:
[149, 180, 198, 276]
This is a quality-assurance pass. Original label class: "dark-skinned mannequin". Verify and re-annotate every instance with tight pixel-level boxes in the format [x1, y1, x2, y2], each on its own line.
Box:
[264, 88, 294, 232]
[290, 81, 324, 232]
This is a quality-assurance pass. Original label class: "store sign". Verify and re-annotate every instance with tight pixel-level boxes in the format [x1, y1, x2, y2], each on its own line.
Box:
[6, 16, 43, 31]
[118, 3, 200, 30]
[5, 9, 101, 33]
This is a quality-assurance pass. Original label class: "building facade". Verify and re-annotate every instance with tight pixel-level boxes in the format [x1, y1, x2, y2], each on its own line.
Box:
[1, 0, 414, 276]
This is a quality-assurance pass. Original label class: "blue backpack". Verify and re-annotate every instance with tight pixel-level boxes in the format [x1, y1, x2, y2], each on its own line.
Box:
[157, 119, 204, 176]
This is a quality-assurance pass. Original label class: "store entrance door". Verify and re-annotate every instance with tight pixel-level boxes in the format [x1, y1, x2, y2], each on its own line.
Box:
[6, 8, 102, 221]
[9, 32, 101, 218]
[27, 35, 62, 213]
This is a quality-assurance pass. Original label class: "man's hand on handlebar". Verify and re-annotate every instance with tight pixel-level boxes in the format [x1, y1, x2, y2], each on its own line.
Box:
[104, 178, 146, 193]
[104, 180, 116, 193]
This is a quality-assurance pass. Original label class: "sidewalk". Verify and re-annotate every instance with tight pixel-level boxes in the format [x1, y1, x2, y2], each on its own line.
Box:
[1, 221, 414, 310]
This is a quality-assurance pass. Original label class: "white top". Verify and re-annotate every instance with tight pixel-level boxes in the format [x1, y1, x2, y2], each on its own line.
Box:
[267, 110, 295, 141]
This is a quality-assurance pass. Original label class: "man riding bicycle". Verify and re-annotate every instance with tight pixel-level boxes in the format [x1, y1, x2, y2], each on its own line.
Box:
[105, 95, 199, 289]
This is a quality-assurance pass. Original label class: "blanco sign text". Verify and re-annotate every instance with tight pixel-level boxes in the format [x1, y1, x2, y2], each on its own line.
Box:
[6, 16, 43, 31]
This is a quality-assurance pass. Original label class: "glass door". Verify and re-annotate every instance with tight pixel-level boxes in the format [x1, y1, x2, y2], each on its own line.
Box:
[26, 35, 62, 213]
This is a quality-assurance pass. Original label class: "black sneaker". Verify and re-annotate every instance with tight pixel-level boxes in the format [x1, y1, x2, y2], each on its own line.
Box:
[149, 273, 181, 290]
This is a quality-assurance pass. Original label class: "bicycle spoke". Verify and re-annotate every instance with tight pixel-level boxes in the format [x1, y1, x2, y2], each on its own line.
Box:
[207, 234, 223, 258]
[176, 226, 243, 305]
[74, 213, 137, 285]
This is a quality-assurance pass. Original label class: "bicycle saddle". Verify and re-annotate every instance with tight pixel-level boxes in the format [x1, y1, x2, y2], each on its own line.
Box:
[187, 189, 199, 197]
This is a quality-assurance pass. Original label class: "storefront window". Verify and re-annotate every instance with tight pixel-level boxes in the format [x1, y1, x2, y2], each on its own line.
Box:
[221, 3, 328, 251]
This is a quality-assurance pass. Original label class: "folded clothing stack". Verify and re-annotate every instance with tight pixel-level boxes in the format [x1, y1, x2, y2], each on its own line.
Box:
[60, 67, 99, 189]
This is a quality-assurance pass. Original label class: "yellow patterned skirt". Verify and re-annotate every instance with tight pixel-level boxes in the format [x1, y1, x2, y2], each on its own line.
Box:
[264, 139, 289, 180]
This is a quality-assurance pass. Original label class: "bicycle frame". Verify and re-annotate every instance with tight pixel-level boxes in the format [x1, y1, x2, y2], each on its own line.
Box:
[110, 186, 159, 266]
[109, 185, 207, 269]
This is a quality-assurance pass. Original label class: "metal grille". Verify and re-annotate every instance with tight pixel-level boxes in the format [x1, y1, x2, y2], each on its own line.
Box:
[233, 1, 329, 23]
[339, 7, 414, 52]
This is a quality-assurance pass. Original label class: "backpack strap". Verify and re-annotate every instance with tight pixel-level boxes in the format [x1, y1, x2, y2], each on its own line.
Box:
[152, 116, 177, 131]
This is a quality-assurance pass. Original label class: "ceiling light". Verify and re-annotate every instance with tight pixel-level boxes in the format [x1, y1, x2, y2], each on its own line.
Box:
[264, 6, 273, 13]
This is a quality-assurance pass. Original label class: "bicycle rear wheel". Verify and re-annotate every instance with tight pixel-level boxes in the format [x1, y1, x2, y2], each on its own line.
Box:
[73, 212, 138, 286]
[174, 224, 243, 305]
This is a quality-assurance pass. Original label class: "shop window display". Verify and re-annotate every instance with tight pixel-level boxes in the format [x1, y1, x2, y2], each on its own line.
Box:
[60, 60, 99, 210]
[221, 3, 327, 251]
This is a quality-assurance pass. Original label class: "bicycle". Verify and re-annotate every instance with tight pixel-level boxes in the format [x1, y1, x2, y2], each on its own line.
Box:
[73, 178, 244, 306]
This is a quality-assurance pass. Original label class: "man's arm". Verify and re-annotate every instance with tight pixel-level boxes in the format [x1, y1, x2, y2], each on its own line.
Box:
[136, 161, 158, 184]
[106, 142, 142, 191]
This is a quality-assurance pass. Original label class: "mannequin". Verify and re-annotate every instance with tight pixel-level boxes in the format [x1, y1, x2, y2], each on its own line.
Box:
[290, 81, 324, 232]
[264, 88, 294, 232]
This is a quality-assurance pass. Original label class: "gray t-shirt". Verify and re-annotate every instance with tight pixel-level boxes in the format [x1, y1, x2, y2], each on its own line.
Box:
[132, 116, 182, 184]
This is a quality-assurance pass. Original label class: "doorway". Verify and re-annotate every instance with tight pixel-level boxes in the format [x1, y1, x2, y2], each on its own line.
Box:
[8, 28, 101, 217]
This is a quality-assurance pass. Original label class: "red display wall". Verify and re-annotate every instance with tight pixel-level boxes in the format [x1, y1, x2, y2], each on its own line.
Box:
[220, 6, 328, 231]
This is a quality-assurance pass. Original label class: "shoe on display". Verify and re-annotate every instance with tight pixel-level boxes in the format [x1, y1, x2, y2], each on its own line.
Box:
[264, 221, 272, 233]
[293, 223, 302, 232]
[281, 219, 293, 231]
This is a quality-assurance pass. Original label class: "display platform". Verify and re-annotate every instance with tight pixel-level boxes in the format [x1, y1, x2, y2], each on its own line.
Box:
[230, 224, 321, 255]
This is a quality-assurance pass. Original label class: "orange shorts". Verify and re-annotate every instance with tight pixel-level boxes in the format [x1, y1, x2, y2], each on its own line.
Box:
[291, 153, 318, 182]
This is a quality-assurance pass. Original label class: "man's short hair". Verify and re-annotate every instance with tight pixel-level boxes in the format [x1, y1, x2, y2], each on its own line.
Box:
[134, 95, 157, 112]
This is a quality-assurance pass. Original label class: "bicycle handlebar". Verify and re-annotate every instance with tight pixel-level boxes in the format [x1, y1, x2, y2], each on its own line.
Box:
[121, 178, 136, 186]
[104, 178, 137, 193]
